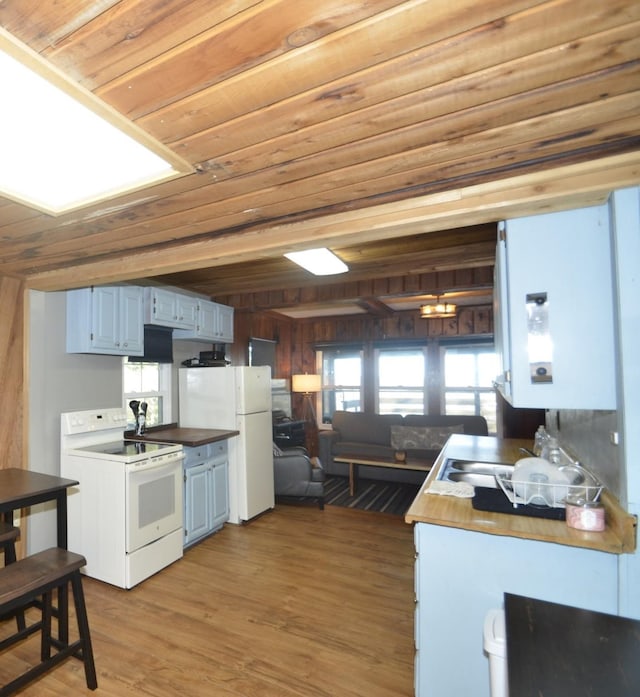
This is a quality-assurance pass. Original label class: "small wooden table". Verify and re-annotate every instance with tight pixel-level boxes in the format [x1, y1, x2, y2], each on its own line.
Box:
[0, 468, 79, 643]
[0, 468, 78, 549]
[334, 455, 432, 496]
[505, 592, 640, 696]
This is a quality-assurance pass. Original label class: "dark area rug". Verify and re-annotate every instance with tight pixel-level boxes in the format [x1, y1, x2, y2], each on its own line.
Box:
[324, 475, 421, 516]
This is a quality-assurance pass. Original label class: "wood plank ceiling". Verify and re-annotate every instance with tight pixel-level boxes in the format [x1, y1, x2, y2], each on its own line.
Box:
[0, 0, 639, 317]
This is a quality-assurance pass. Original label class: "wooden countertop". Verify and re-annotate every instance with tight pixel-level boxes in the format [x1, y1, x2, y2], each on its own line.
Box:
[505, 593, 640, 696]
[125, 423, 239, 447]
[404, 434, 636, 554]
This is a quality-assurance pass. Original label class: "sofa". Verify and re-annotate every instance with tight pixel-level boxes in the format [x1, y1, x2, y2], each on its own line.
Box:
[318, 411, 489, 484]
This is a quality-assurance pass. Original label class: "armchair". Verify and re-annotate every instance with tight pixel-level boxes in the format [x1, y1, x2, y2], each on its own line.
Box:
[273, 446, 325, 509]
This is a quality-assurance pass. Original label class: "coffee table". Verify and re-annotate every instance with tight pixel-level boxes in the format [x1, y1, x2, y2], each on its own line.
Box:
[334, 455, 432, 496]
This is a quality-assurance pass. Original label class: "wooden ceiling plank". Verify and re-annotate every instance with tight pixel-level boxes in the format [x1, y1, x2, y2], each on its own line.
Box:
[0, 118, 633, 278]
[95, 0, 409, 119]
[0, 1, 121, 51]
[171, 18, 640, 164]
[2, 10, 636, 247]
[0, 136, 627, 284]
[42, 0, 263, 87]
[4, 87, 635, 272]
[139, 0, 634, 142]
[22, 152, 640, 291]
[197, 65, 640, 183]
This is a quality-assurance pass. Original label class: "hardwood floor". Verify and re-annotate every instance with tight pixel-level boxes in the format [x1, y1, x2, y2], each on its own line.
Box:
[0, 505, 416, 696]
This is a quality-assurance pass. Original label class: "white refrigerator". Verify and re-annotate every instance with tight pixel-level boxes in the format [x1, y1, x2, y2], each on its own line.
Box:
[179, 366, 274, 524]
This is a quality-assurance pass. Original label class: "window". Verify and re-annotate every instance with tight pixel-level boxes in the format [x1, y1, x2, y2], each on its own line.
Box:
[442, 345, 498, 434]
[376, 348, 426, 415]
[319, 349, 362, 422]
[122, 360, 172, 427]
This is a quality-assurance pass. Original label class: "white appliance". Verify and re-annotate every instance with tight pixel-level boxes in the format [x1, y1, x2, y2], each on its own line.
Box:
[179, 366, 274, 524]
[60, 408, 184, 589]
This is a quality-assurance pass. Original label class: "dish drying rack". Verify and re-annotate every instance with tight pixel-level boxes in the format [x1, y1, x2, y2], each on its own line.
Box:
[496, 464, 604, 509]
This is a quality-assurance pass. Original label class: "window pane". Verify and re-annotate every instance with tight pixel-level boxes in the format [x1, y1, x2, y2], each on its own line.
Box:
[445, 349, 498, 387]
[123, 360, 165, 427]
[331, 356, 362, 387]
[377, 349, 426, 415]
[321, 350, 362, 421]
[443, 345, 498, 435]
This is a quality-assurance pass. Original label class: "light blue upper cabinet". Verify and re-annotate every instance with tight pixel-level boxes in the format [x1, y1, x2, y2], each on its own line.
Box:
[143, 287, 198, 330]
[66, 285, 144, 356]
[173, 299, 234, 343]
[494, 201, 616, 409]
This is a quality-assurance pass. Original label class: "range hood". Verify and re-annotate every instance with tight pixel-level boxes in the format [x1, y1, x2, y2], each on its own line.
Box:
[127, 325, 173, 363]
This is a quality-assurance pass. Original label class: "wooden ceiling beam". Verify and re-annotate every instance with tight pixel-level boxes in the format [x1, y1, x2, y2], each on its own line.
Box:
[24, 151, 640, 292]
[355, 297, 395, 317]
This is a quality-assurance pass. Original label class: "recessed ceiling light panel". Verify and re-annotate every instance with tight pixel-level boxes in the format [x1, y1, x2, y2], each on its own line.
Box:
[284, 248, 348, 275]
[0, 28, 192, 216]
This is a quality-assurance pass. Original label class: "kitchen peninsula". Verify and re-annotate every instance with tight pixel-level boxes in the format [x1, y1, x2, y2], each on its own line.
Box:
[405, 434, 637, 697]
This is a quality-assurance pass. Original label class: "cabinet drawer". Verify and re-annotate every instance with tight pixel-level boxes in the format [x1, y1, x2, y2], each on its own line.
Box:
[207, 441, 228, 460]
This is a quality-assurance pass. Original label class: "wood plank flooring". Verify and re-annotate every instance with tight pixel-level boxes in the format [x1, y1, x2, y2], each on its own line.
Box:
[0, 505, 416, 696]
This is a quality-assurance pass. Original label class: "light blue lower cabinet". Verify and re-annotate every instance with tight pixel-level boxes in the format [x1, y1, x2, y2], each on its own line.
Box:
[183, 442, 229, 547]
[413, 522, 618, 697]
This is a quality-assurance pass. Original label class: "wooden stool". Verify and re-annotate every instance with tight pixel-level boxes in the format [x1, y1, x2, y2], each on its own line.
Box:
[0, 523, 25, 632]
[0, 547, 97, 695]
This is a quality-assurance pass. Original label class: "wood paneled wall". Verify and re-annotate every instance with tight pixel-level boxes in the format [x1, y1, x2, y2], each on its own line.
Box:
[229, 304, 493, 416]
[0, 276, 25, 470]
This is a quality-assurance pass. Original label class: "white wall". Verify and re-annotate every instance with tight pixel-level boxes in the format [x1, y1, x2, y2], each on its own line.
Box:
[27, 290, 124, 552]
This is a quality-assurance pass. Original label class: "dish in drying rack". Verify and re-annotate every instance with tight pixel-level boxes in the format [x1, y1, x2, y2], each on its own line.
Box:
[497, 458, 603, 508]
[512, 458, 573, 505]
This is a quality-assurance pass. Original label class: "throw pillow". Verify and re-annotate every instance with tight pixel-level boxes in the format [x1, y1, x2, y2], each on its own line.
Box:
[272, 442, 284, 457]
[390, 424, 464, 450]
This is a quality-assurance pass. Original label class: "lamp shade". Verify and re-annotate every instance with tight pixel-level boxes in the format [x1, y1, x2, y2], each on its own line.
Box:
[291, 373, 322, 393]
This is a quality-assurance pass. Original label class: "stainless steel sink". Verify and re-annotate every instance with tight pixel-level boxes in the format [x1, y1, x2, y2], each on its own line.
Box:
[437, 459, 514, 489]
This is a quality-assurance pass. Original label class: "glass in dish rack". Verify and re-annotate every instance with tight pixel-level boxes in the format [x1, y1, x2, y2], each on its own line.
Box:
[496, 463, 603, 509]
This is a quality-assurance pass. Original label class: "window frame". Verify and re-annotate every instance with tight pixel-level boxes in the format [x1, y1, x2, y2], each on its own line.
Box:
[122, 359, 173, 428]
[316, 346, 363, 423]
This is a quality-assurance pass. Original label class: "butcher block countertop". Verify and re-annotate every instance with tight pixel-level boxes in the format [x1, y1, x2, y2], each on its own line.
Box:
[405, 434, 636, 554]
[125, 423, 239, 447]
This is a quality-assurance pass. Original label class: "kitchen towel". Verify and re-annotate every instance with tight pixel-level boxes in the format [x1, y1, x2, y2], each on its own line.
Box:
[426, 480, 475, 498]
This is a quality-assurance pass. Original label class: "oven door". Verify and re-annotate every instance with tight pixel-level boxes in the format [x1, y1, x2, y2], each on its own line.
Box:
[126, 456, 183, 553]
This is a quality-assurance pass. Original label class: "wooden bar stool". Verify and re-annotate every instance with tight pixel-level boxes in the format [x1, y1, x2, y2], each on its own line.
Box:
[0, 547, 97, 695]
[0, 522, 25, 632]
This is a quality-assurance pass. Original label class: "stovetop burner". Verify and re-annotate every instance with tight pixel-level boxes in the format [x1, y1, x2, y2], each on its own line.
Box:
[74, 440, 176, 457]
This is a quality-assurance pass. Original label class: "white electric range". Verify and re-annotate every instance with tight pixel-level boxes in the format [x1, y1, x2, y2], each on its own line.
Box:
[60, 407, 184, 589]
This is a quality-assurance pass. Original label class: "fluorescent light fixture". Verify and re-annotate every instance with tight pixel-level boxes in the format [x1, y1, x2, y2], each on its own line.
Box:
[284, 248, 348, 275]
[0, 28, 192, 215]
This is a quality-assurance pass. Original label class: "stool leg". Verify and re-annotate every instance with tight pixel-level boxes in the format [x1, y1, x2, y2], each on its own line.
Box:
[41, 589, 53, 662]
[3, 541, 26, 632]
[70, 571, 97, 690]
